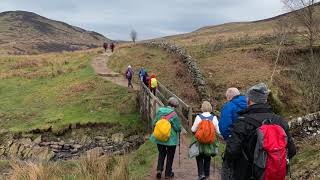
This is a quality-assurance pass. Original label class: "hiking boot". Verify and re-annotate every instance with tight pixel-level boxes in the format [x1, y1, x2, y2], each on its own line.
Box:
[156, 171, 162, 179]
[197, 175, 206, 180]
[164, 172, 174, 179]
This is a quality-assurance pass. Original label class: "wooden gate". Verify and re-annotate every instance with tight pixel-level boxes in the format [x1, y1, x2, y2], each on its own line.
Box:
[139, 81, 193, 132]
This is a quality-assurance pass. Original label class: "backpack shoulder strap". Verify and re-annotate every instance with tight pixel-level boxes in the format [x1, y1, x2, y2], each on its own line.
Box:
[163, 111, 176, 120]
[199, 114, 214, 121]
[240, 115, 261, 129]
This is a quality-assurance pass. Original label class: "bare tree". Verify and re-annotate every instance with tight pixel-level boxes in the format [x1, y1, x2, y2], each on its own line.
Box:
[282, 0, 320, 60]
[130, 29, 137, 44]
[270, 18, 293, 86]
[282, 0, 320, 112]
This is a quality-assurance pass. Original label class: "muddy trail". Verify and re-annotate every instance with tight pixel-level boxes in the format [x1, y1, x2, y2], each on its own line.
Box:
[91, 52, 138, 90]
[145, 133, 221, 180]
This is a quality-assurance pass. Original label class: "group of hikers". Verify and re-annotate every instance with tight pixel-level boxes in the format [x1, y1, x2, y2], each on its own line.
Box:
[125, 66, 158, 95]
[103, 42, 115, 53]
[148, 82, 297, 180]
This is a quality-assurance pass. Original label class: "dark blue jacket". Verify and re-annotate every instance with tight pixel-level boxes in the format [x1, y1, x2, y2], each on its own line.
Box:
[219, 95, 247, 139]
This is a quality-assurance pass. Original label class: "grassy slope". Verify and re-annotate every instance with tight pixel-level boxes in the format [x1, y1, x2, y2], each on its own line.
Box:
[291, 139, 320, 179]
[108, 44, 200, 105]
[129, 140, 157, 179]
[0, 50, 140, 133]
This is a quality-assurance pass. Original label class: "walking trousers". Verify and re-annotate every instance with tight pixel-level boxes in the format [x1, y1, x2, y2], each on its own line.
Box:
[196, 154, 211, 177]
[157, 144, 176, 176]
[128, 78, 133, 88]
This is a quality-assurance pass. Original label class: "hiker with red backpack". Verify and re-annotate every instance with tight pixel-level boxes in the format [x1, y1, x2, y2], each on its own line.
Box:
[190, 101, 220, 180]
[222, 83, 296, 180]
[125, 65, 134, 88]
[149, 97, 181, 179]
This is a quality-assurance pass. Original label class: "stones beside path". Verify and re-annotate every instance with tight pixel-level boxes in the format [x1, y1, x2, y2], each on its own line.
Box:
[0, 133, 145, 161]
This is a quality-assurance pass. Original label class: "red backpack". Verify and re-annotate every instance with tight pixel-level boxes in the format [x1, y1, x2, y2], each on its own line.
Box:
[244, 118, 288, 180]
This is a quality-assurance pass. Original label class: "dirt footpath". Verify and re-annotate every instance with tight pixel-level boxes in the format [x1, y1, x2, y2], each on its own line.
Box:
[91, 52, 138, 90]
[145, 132, 221, 180]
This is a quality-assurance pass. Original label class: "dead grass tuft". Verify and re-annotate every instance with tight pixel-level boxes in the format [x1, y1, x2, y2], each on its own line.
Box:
[10, 59, 42, 69]
[8, 150, 130, 180]
[9, 160, 62, 180]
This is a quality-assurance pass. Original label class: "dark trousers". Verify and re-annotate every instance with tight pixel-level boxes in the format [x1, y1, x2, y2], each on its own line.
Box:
[196, 154, 211, 177]
[151, 88, 156, 96]
[157, 144, 176, 176]
[128, 78, 133, 88]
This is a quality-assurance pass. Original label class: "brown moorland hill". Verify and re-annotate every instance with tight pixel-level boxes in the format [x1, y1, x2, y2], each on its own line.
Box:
[0, 11, 111, 55]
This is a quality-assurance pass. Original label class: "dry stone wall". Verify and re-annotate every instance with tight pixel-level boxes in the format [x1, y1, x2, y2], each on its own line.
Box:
[289, 111, 320, 138]
[146, 41, 210, 101]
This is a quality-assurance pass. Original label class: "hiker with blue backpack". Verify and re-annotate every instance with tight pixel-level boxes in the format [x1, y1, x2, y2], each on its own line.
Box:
[221, 83, 296, 180]
[150, 97, 181, 179]
[138, 67, 149, 86]
[219, 88, 247, 140]
[125, 65, 134, 88]
[190, 101, 220, 180]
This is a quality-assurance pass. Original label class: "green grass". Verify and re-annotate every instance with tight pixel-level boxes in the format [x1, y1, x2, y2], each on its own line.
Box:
[290, 140, 320, 179]
[129, 140, 157, 179]
[0, 51, 140, 133]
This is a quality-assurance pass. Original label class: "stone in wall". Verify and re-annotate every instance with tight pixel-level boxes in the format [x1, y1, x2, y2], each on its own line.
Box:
[289, 111, 320, 138]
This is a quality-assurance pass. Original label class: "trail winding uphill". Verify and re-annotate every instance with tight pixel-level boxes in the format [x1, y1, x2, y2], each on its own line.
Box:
[92, 51, 220, 179]
[91, 52, 138, 90]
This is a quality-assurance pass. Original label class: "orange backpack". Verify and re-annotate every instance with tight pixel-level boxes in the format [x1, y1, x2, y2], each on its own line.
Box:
[195, 114, 216, 144]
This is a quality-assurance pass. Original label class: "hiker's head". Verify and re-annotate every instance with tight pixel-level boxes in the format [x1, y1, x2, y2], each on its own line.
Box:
[201, 101, 212, 113]
[128, 65, 132, 69]
[168, 97, 179, 108]
[226, 88, 240, 101]
[246, 83, 269, 106]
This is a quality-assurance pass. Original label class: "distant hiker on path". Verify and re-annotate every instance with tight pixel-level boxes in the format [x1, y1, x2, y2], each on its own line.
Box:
[139, 67, 149, 86]
[150, 97, 181, 179]
[191, 101, 220, 180]
[125, 65, 134, 88]
[110, 42, 115, 52]
[103, 42, 108, 52]
[221, 83, 296, 180]
[219, 88, 247, 140]
[149, 74, 158, 96]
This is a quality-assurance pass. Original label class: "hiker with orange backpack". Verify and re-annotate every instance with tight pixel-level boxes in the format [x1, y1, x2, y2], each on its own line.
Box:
[149, 74, 158, 96]
[190, 101, 220, 180]
[150, 97, 181, 179]
[222, 83, 296, 180]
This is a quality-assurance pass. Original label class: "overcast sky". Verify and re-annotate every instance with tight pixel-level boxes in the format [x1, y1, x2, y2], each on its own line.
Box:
[0, 0, 286, 40]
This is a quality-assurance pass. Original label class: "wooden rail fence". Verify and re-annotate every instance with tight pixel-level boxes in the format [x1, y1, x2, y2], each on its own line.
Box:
[139, 81, 193, 132]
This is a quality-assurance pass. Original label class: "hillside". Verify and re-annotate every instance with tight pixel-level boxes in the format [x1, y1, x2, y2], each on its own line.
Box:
[0, 11, 111, 55]
[110, 5, 320, 117]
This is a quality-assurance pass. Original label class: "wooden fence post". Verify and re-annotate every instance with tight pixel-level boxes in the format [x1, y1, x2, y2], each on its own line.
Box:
[188, 107, 193, 130]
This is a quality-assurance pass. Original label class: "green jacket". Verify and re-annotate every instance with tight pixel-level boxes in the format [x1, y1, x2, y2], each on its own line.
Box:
[149, 107, 181, 146]
[190, 135, 218, 157]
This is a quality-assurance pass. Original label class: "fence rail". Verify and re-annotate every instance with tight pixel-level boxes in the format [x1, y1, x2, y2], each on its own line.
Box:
[139, 81, 193, 132]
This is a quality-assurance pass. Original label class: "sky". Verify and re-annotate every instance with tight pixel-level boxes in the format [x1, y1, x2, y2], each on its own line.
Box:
[0, 0, 286, 40]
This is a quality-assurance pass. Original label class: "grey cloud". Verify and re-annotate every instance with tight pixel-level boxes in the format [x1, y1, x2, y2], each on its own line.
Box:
[0, 0, 284, 40]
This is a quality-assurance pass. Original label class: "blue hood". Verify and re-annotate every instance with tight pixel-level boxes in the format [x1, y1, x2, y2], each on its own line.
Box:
[230, 95, 247, 110]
